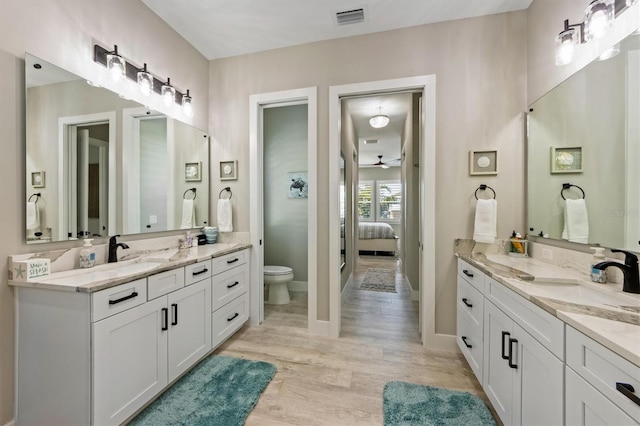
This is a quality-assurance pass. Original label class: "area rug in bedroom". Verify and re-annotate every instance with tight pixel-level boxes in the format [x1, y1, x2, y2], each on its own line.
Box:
[129, 355, 276, 426]
[359, 268, 397, 293]
[383, 381, 496, 426]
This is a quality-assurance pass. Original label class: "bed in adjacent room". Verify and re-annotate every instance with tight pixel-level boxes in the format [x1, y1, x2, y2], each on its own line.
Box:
[357, 222, 398, 255]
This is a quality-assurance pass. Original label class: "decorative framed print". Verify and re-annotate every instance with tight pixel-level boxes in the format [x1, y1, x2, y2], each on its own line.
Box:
[219, 160, 237, 181]
[469, 150, 498, 176]
[185, 162, 202, 182]
[287, 172, 308, 198]
[31, 171, 45, 188]
[551, 146, 582, 173]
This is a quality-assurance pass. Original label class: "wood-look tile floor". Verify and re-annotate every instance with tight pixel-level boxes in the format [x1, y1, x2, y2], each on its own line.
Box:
[215, 255, 494, 425]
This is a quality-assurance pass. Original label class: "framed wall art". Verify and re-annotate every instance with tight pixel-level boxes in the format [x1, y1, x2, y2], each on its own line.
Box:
[185, 162, 202, 182]
[469, 150, 498, 176]
[219, 160, 237, 181]
[287, 172, 308, 198]
[31, 171, 45, 188]
[551, 146, 582, 173]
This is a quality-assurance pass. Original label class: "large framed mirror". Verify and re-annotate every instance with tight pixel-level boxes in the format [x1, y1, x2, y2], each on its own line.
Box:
[527, 31, 640, 252]
[25, 54, 210, 244]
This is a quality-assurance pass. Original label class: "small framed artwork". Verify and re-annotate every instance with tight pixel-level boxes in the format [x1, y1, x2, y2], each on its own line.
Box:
[287, 172, 308, 198]
[185, 162, 202, 182]
[31, 171, 45, 188]
[219, 160, 237, 181]
[469, 150, 498, 176]
[551, 146, 583, 173]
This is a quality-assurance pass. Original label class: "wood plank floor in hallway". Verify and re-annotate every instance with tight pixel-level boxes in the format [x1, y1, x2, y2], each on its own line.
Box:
[215, 255, 493, 425]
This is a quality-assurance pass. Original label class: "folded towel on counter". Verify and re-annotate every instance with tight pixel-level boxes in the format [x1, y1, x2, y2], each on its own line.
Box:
[180, 199, 196, 229]
[217, 199, 233, 232]
[562, 198, 589, 244]
[26, 202, 39, 230]
[473, 199, 497, 244]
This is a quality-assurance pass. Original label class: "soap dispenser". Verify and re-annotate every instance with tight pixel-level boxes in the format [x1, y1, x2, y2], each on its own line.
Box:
[80, 238, 96, 268]
[590, 247, 607, 283]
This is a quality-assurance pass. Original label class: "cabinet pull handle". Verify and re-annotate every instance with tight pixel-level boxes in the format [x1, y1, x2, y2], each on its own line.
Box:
[108, 291, 138, 305]
[227, 281, 239, 289]
[616, 382, 640, 407]
[227, 312, 239, 322]
[227, 258, 239, 264]
[463, 269, 474, 278]
[171, 303, 178, 326]
[508, 338, 518, 369]
[161, 308, 168, 331]
[461, 336, 472, 348]
[192, 268, 208, 276]
[462, 298, 473, 308]
[501, 331, 510, 360]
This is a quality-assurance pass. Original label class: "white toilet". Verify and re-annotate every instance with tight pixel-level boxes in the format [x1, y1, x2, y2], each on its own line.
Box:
[264, 265, 293, 305]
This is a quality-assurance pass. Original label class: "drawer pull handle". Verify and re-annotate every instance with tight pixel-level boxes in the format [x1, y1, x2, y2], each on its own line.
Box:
[171, 303, 178, 326]
[227, 281, 239, 289]
[508, 338, 518, 369]
[462, 298, 473, 308]
[227, 312, 239, 322]
[463, 269, 474, 278]
[108, 291, 138, 305]
[161, 308, 168, 331]
[461, 336, 472, 349]
[501, 331, 510, 360]
[227, 258, 239, 264]
[616, 382, 640, 407]
[192, 268, 208, 276]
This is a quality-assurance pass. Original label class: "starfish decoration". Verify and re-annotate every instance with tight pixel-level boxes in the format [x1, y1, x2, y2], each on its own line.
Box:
[14, 263, 26, 279]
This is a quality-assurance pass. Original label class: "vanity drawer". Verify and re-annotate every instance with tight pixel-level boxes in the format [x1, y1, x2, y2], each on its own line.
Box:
[566, 326, 640, 422]
[457, 309, 483, 382]
[212, 292, 249, 348]
[458, 259, 485, 294]
[91, 279, 147, 322]
[185, 260, 212, 286]
[458, 277, 484, 326]
[212, 265, 248, 311]
[484, 277, 564, 359]
[212, 250, 247, 276]
[147, 267, 185, 300]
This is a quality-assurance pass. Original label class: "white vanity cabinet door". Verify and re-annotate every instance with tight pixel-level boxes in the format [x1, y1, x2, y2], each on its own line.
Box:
[457, 274, 484, 382]
[167, 279, 212, 382]
[92, 296, 168, 426]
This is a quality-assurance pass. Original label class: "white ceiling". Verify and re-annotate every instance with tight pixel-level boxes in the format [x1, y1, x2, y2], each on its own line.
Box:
[141, 0, 533, 60]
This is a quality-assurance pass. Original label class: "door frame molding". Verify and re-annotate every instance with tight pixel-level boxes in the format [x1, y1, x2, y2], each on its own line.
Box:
[249, 87, 319, 332]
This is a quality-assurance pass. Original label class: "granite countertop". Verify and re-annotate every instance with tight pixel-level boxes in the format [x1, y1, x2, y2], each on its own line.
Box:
[458, 253, 640, 367]
[9, 242, 251, 293]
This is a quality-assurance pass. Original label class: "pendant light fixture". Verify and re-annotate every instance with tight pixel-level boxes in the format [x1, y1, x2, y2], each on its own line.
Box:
[161, 78, 176, 107]
[369, 107, 390, 129]
[182, 89, 193, 117]
[137, 63, 153, 96]
[584, 0, 614, 41]
[106, 45, 126, 82]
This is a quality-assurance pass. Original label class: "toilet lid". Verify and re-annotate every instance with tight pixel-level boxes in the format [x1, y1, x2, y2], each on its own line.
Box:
[264, 265, 293, 276]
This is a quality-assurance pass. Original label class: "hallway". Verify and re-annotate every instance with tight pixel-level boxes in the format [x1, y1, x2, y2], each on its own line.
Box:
[215, 255, 491, 425]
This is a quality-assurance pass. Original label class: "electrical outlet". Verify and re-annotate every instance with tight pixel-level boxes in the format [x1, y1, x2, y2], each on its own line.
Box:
[542, 248, 553, 260]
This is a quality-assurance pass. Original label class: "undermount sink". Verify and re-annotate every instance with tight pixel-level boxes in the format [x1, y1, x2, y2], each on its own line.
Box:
[520, 279, 639, 310]
[44, 260, 164, 286]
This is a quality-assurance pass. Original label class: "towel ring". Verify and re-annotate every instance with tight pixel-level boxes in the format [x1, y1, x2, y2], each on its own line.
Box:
[28, 193, 41, 203]
[219, 187, 232, 200]
[474, 184, 496, 200]
[183, 188, 197, 200]
[561, 183, 585, 200]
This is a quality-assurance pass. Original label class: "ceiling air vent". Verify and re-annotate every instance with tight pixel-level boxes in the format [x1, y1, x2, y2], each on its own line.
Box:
[364, 139, 378, 144]
[335, 8, 365, 26]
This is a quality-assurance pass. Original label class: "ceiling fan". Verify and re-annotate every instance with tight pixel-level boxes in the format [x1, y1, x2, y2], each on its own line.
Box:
[373, 155, 400, 169]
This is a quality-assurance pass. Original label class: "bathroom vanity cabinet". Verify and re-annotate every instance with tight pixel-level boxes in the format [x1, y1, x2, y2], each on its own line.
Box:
[14, 248, 249, 426]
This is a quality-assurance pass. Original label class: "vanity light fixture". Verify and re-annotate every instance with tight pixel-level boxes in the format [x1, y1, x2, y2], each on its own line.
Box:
[137, 63, 153, 96]
[584, 0, 614, 41]
[555, 20, 582, 66]
[597, 42, 621, 60]
[106, 45, 126, 82]
[182, 89, 193, 117]
[161, 78, 176, 107]
[369, 107, 390, 129]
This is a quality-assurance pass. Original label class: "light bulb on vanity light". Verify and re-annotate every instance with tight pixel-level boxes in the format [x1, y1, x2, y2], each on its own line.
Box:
[584, 0, 614, 41]
[182, 89, 193, 117]
[137, 63, 153, 96]
[161, 78, 176, 107]
[555, 25, 578, 65]
[106, 45, 126, 82]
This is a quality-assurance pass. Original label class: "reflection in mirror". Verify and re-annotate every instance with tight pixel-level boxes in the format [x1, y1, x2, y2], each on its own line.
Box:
[340, 153, 346, 271]
[25, 54, 209, 244]
[527, 32, 640, 252]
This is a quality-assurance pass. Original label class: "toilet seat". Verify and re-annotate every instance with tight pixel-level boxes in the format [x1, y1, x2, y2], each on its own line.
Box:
[264, 265, 293, 276]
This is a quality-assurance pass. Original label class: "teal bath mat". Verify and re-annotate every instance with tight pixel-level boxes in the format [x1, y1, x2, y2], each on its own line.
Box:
[130, 355, 276, 426]
[383, 381, 496, 426]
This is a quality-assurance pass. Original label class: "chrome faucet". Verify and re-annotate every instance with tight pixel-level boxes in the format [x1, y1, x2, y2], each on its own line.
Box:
[108, 235, 129, 263]
[593, 249, 640, 294]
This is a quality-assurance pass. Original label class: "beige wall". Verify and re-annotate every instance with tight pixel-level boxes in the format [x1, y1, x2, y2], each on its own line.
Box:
[0, 0, 209, 422]
[208, 12, 529, 328]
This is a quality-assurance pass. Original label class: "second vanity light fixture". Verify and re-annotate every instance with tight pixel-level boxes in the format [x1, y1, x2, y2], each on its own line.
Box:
[555, 0, 638, 66]
[94, 44, 194, 117]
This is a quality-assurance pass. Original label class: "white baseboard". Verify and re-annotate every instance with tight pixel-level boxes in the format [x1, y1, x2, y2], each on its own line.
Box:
[341, 274, 353, 303]
[308, 319, 330, 336]
[288, 280, 308, 292]
[424, 333, 458, 352]
[411, 289, 419, 302]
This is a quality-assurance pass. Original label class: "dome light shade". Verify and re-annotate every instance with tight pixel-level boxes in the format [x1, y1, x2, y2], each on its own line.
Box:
[584, 0, 614, 41]
[369, 114, 389, 128]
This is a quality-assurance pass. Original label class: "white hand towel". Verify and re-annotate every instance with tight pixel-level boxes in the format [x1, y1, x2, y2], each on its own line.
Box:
[473, 199, 497, 244]
[217, 199, 233, 232]
[563, 198, 589, 244]
[180, 199, 196, 229]
[26, 202, 40, 231]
